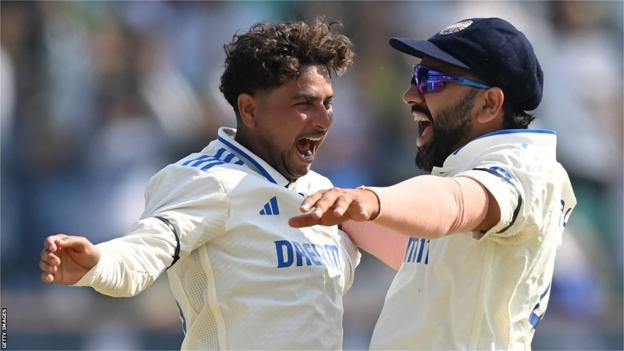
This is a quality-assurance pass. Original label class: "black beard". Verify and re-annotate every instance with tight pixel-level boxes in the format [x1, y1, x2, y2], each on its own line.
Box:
[415, 90, 478, 172]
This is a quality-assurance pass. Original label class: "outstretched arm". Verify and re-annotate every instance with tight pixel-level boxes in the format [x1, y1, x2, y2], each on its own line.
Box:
[39, 217, 179, 297]
[289, 175, 500, 239]
[342, 221, 408, 271]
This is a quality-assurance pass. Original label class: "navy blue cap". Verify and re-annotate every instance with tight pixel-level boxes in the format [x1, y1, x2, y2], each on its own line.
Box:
[389, 17, 543, 111]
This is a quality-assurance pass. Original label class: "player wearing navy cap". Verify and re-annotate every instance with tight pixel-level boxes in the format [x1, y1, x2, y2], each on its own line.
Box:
[290, 17, 576, 349]
[39, 19, 360, 350]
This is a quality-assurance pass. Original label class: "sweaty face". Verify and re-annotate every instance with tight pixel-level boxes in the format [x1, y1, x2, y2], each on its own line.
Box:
[414, 90, 477, 171]
[251, 65, 334, 181]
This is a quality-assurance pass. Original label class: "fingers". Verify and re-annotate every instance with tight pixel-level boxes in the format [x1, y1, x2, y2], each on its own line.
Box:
[39, 259, 57, 274]
[290, 188, 355, 228]
[39, 256, 59, 284]
[41, 235, 64, 284]
[348, 197, 372, 221]
[310, 190, 345, 218]
[300, 190, 328, 212]
[288, 214, 321, 228]
[332, 197, 351, 217]
[58, 236, 90, 253]
[43, 234, 89, 254]
[289, 212, 342, 227]
[41, 272, 56, 284]
[40, 243, 62, 284]
[40, 248, 61, 266]
[43, 234, 67, 252]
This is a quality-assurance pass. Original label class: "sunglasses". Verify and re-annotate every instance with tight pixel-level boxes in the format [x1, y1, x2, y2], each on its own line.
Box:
[412, 64, 491, 94]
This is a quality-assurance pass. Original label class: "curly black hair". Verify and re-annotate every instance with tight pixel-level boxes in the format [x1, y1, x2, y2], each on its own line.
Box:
[219, 18, 355, 117]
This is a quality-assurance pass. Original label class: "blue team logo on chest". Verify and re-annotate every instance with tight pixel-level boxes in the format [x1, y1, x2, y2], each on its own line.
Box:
[274, 240, 341, 269]
[404, 237, 430, 265]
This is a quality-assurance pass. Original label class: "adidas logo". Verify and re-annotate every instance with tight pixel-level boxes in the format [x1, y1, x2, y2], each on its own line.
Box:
[259, 196, 280, 216]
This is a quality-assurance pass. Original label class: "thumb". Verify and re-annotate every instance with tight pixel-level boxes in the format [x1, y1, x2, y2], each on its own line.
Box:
[57, 236, 90, 252]
[57, 236, 100, 269]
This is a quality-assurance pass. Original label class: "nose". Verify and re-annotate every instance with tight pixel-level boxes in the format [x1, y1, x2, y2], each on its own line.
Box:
[403, 84, 425, 105]
[312, 105, 332, 130]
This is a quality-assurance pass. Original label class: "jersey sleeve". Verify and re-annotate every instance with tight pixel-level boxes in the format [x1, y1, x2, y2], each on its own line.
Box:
[74, 217, 184, 297]
[142, 164, 229, 256]
[74, 164, 229, 297]
[455, 149, 531, 242]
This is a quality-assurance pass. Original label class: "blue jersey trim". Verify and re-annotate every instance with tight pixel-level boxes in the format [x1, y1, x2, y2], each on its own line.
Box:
[453, 129, 556, 155]
[476, 129, 556, 139]
[529, 284, 551, 329]
[201, 161, 225, 171]
[218, 136, 277, 184]
[223, 153, 236, 163]
[182, 154, 209, 166]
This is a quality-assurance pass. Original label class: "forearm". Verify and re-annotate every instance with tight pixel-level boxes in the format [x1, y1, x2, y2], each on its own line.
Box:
[369, 175, 490, 239]
[74, 218, 176, 297]
[343, 220, 408, 271]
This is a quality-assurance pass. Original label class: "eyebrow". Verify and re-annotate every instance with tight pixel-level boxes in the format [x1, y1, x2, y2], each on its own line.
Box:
[291, 93, 333, 101]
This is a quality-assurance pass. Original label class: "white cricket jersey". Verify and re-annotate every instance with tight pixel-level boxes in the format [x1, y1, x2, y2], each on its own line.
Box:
[75, 127, 360, 350]
[370, 129, 576, 350]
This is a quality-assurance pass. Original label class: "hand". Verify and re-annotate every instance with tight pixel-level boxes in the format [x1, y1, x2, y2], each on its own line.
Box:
[40, 234, 100, 285]
[288, 187, 380, 228]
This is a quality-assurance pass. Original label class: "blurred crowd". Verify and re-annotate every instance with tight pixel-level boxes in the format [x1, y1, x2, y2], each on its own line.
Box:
[1, 1, 622, 350]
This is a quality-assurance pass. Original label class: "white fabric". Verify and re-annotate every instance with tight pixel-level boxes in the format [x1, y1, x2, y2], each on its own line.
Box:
[369, 129, 576, 350]
[75, 127, 360, 350]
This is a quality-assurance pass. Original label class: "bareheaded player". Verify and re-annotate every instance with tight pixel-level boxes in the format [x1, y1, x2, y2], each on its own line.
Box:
[39, 18, 359, 350]
[290, 17, 576, 349]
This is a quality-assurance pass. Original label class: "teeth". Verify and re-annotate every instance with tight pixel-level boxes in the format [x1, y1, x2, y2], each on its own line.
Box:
[412, 112, 429, 122]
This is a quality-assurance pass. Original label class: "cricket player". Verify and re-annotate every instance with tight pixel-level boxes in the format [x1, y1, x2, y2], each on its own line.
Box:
[290, 18, 576, 349]
[39, 19, 360, 350]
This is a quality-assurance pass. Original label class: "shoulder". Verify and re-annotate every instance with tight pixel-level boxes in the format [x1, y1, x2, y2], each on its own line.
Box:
[467, 139, 559, 183]
[147, 152, 252, 199]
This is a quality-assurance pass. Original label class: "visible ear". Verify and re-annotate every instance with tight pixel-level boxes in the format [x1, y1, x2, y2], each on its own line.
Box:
[476, 87, 504, 124]
[237, 93, 257, 128]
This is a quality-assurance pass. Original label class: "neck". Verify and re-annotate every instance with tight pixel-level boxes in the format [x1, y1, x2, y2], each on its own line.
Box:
[234, 128, 299, 183]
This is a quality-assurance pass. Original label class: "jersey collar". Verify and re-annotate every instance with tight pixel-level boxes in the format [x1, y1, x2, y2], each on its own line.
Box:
[215, 127, 290, 187]
[432, 129, 558, 174]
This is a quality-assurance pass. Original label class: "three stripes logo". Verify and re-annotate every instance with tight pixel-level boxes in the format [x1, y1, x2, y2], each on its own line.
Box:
[404, 237, 430, 264]
[259, 196, 280, 216]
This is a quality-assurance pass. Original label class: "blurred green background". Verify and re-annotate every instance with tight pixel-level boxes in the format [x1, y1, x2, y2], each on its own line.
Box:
[1, 1, 622, 349]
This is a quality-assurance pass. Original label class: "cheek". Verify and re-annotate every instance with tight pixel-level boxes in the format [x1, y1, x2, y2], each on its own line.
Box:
[423, 96, 442, 120]
[273, 113, 306, 142]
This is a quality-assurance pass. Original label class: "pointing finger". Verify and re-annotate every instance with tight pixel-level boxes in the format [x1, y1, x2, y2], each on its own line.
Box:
[288, 213, 322, 228]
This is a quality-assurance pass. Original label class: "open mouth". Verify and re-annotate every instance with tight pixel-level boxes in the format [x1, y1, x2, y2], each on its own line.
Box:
[295, 135, 323, 162]
[413, 112, 433, 148]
